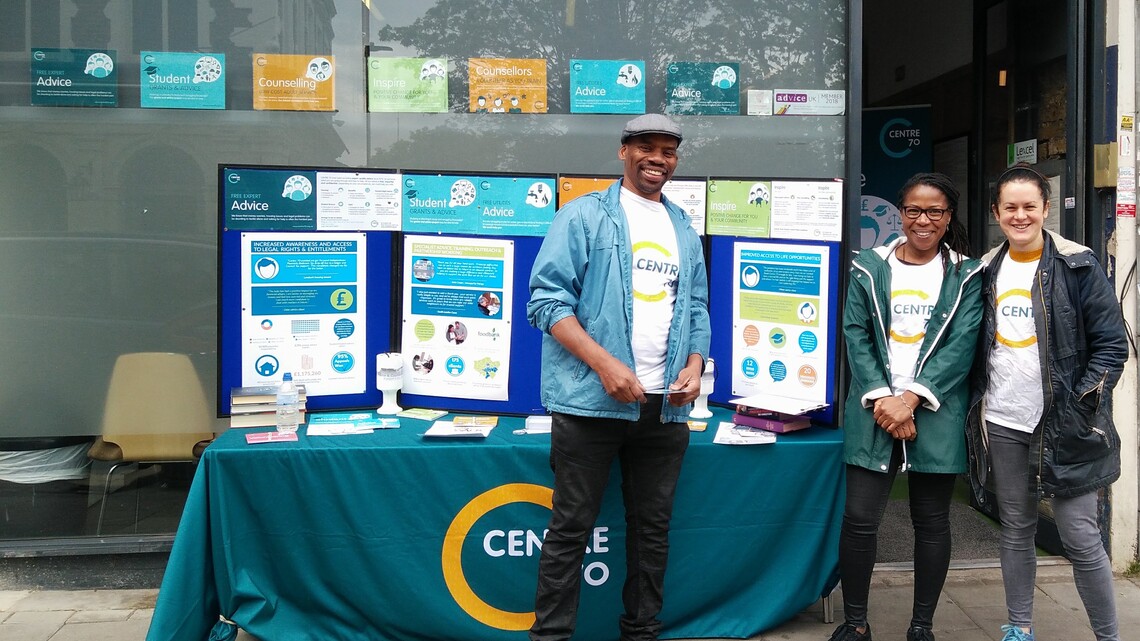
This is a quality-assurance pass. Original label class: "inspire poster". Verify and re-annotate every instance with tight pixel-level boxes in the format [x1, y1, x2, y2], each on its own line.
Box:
[705, 179, 772, 237]
[569, 59, 645, 114]
[252, 53, 335, 112]
[367, 56, 448, 113]
[30, 47, 118, 107]
[665, 62, 739, 115]
[139, 51, 225, 109]
[467, 58, 547, 113]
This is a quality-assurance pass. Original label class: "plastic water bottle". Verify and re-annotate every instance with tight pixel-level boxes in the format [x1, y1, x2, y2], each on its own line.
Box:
[275, 372, 300, 433]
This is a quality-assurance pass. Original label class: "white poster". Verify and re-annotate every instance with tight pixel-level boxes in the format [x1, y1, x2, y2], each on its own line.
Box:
[316, 171, 402, 231]
[241, 233, 367, 395]
[769, 180, 843, 241]
[662, 179, 708, 235]
[731, 241, 830, 408]
[401, 235, 514, 401]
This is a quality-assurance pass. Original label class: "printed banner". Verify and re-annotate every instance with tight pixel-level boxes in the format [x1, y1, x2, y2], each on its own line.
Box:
[140, 51, 225, 109]
[468, 58, 547, 113]
[769, 181, 843, 241]
[705, 179, 771, 237]
[252, 53, 335, 112]
[773, 89, 846, 116]
[367, 56, 448, 113]
[30, 47, 118, 107]
[731, 241, 831, 408]
[569, 59, 645, 114]
[665, 62, 739, 115]
[860, 106, 931, 248]
[401, 173, 556, 236]
[224, 168, 403, 232]
[241, 233, 367, 396]
[402, 236, 514, 401]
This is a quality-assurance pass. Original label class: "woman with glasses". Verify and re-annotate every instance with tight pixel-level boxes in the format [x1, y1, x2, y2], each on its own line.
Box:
[966, 165, 1126, 641]
[832, 173, 983, 641]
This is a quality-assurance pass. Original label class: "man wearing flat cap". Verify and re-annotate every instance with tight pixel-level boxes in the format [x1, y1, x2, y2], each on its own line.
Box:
[526, 114, 711, 641]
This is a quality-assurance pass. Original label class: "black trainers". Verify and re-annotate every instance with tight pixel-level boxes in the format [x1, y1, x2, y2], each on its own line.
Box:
[828, 621, 872, 641]
[906, 625, 935, 641]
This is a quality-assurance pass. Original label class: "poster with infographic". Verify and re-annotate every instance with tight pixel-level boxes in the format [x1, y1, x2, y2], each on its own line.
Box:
[401, 235, 514, 401]
[241, 233, 367, 396]
[401, 173, 556, 236]
[252, 53, 335, 111]
[705, 179, 772, 237]
[139, 51, 225, 109]
[769, 180, 843, 241]
[665, 62, 739, 115]
[467, 58, 547, 113]
[569, 59, 645, 114]
[223, 167, 402, 232]
[367, 56, 448, 113]
[30, 47, 118, 107]
[731, 241, 830, 408]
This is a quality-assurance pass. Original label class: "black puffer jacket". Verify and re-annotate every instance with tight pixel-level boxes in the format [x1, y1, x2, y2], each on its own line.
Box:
[966, 231, 1128, 503]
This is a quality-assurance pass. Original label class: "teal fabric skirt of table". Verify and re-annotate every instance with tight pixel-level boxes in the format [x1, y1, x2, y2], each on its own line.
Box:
[147, 407, 843, 641]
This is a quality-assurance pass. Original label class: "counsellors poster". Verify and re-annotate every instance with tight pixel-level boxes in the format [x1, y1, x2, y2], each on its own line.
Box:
[30, 47, 118, 107]
[569, 59, 645, 114]
[139, 51, 225, 109]
[401, 235, 514, 401]
[241, 233, 367, 396]
[252, 53, 335, 111]
[401, 173, 556, 236]
[467, 58, 547, 113]
[731, 241, 830, 408]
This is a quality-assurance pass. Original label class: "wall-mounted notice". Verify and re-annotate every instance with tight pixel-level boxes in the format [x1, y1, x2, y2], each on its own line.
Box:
[569, 59, 646, 114]
[367, 56, 448, 113]
[468, 58, 547, 113]
[316, 172, 402, 231]
[401, 173, 556, 236]
[224, 168, 402, 232]
[401, 235, 514, 401]
[252, 53, 335, 111]
[769, 181, 843, 241]
[773, 89, 845, 115]
[731, 241, 830, 409]
[241, 233, 367, 396]
[557, 176, 616, 208]
[705, 179, 771, 237]
[662, 179, 708, 236]
[140, 51, 225, 109]
[30, 47, 118, 107]
[665, 62, 739, 115]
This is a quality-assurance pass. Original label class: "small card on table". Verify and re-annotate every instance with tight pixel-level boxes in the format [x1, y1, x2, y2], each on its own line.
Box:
[245, 431, 299, 444]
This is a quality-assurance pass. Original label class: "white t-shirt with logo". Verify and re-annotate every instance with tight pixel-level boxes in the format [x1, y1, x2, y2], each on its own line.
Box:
[621, 187, 680, 390]
[985, 250, 1043, 433]
[886, 250, 944, 393]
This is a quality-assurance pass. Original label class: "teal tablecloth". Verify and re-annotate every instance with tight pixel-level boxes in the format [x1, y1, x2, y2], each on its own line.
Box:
[147, 407, 843, 641]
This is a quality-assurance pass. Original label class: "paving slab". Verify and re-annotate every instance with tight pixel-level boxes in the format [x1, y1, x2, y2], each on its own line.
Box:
[46, 618, 152, 641]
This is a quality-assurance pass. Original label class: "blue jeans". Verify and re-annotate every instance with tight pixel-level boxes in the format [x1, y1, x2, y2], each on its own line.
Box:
[530, 396, 689, 641]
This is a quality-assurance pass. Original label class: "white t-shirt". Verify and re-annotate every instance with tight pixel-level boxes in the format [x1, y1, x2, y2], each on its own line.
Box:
[886, 249, 944, 393]
[620, 187, 680, 390]
[985, 249, 1044, 433]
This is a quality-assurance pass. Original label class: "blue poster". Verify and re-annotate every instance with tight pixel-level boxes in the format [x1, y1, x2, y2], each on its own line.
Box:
[140, 51, 226, 109]
[860, 106, 931, 248]
[223, 168, 318, 231]
[665, 62, 739, 115]
[569, 59, 645, 114]
[30, 48, 118, 107]
[401, 174, 556, 237]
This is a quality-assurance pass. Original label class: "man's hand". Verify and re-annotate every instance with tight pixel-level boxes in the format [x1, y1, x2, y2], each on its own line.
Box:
[666, 354, 705, 406]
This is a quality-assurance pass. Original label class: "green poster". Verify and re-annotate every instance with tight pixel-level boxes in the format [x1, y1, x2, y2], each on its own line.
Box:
[665, 61, 739, 115]
[367, 57, 448, 113]
[705, 179, 771, 237]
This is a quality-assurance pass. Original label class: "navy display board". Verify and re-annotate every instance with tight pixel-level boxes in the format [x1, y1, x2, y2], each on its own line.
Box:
[706, 236, 842, 425]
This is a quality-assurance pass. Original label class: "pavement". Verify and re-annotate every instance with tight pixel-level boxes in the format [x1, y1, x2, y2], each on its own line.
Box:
[1, 562, 1138, 641]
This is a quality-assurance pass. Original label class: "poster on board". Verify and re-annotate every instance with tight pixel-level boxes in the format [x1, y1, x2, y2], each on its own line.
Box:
[30, 47, 118, 107]
[139, 51, 226, 109]
[241, 233, 367, 396]
[468, 58, 547, 113]
[401, 235, 514, 401]
[401, 173, 556, 236]
[252, 53, 335, 111]
[665, 62, 739, 115]
[769, 180, 843, 241]
[706, 179, 772, 237]
[731, 241, 830, 408]
[569, 59, 646, 114]
[367, 56, 448, 113]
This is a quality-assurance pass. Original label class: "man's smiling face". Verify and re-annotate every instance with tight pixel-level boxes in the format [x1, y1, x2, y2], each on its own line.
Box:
[619, 133, 679, 201]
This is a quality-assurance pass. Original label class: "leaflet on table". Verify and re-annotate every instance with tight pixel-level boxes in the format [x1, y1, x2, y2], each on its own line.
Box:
[713, 421, 776, 445]
[665, 62, 739, 115]
[706, 179, 772, 237]
[396, 407, 448, 421]
[367, 56, 448, 113]
[240, 232, 367, 397]
[30, 47, 118, 107]
[555, 176, 706, 236]
[401, 235, 513, 401]
[223, 168, 401, 231]
[401, 173, 556, 237]
[730, 241, 831, 411]
[306, 412, 399, 435]
[569, 59, 645, 114]
[139, 51, 225, 109]
[252, 53, 335, 112]
[467, 58, 547, 113]
[422, 420, 495, 438]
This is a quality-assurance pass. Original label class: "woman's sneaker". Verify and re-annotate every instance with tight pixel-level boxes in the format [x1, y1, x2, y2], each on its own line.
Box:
[827, 621, 872, 641]
[906, 625, 935, 641]
[999, 624, 1035, 641]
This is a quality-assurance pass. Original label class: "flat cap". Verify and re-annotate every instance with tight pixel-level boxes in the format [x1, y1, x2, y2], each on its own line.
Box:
[620, 113, 683, 143]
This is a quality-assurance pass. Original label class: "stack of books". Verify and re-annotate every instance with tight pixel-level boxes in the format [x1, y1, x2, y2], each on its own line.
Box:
[229, 384, 307, 428]
[731, 405, 811, 433]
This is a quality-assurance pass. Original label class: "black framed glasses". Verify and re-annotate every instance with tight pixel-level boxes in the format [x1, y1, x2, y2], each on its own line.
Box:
[900, 206, 949, 221]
